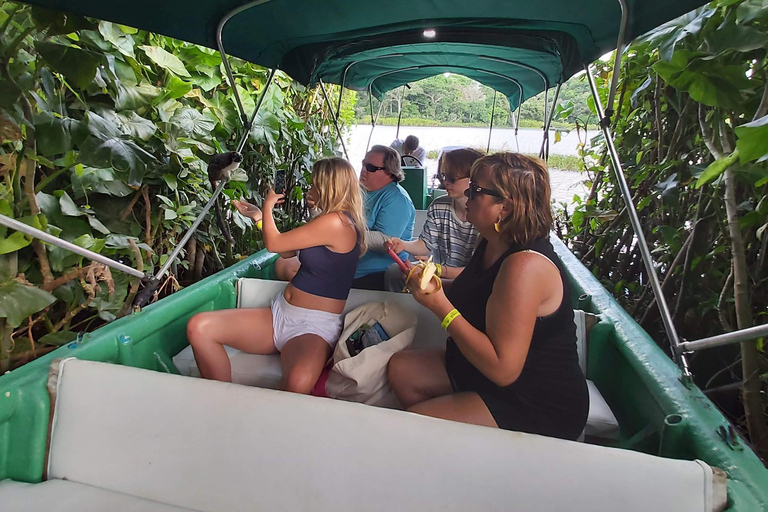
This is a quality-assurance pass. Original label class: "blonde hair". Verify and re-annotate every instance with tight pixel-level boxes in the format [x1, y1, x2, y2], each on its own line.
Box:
[311, 158, 367, 254]
[470, 153, 552, 246]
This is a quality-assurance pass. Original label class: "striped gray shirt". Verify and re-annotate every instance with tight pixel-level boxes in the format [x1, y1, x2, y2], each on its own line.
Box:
[419, 196, 479, 267]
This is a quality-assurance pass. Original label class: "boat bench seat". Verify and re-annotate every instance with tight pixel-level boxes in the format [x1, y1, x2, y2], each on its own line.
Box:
[0, 358, 725, 512]
[174, 279, 619, 438]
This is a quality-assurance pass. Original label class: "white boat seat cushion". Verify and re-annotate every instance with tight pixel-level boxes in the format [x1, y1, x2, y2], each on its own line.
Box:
[0, 479, 199, 512]
[174, 279, 620, 438]
[46, 359, 722, 512]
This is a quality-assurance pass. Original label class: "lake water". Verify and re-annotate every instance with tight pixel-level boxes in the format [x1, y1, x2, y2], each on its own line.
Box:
[346, 125, 594, 206]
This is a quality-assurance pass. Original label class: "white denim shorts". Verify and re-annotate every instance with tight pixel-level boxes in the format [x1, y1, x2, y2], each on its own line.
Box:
[270, 292, 344, 351]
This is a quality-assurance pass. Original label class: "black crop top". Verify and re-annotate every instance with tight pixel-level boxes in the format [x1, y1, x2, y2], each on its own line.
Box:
[290, 212, 361, 300]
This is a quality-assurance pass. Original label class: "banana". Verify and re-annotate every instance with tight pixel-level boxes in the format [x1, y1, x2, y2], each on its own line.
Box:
[419, 256, 437, 290]
[403, 256, 442, 294]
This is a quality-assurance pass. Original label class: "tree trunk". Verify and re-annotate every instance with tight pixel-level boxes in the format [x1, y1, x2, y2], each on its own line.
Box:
[0, 253, 18, 375]
[724, 164, 768, 461]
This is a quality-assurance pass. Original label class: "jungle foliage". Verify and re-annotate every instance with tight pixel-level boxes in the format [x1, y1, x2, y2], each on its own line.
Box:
[0, 2, 348, 372]
[353, 73, 594, 128]
[557, 0, 768, 460]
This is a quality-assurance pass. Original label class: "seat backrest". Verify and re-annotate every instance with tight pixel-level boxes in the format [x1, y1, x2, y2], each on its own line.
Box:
[412, 209, 429, 237]
[47, 358, 722, 512]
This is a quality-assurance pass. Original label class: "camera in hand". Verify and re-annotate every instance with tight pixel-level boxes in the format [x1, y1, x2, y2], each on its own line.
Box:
[274, 170, 287, 194]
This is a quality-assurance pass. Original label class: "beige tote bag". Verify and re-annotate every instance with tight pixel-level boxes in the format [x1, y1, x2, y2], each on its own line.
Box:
[314, 300, 417, 405]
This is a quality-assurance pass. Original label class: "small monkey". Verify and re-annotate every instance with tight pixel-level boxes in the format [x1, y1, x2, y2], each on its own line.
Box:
[207, 152, 242, 245]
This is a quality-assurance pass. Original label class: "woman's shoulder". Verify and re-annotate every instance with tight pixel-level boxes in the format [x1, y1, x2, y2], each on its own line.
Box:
[498, 244, 560, 282]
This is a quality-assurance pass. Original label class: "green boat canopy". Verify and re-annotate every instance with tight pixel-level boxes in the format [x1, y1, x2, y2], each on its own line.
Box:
[22, 0, 710, 108]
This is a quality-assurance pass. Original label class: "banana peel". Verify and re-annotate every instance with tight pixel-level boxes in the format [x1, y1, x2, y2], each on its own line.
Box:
[404, 256, 442, 294]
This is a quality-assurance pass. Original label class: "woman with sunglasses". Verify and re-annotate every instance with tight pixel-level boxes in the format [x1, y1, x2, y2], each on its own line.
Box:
[384, 148, 483, 291]
[387, 153, 589, 440]
[186, 158, 367, 394]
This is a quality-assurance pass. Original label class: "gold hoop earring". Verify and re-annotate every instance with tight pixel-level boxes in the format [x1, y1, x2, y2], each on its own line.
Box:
[494, 216, 502, 232]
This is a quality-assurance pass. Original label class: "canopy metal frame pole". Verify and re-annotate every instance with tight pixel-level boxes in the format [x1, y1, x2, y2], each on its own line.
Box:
[680, 324, 768, 353]
[215, 0, 275, 127]
[154, 178, 229, 281]
[606, 0, 629, 118]
[487, 90, 497, 153]
[514, 105, 521, 152]
[395, 84, 407, 141]
[319, 80, 350, 160]
[366, 84, 386, 153]
[0, 214, 145, 279]
[236, 67, 277, 154]
[539, 82, 561, 160]
[585, 64, 690, 378]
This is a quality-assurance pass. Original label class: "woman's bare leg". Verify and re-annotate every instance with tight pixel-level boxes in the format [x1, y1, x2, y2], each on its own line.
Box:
[388, 349, 452, 409]
[408, 392, 498, 428]
[187, 308, 276, 382]
[275, 256, 301, 281]
[278, 334, 333, 394]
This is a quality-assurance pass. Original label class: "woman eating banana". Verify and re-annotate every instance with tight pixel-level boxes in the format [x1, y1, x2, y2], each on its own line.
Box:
[387, 153, 589, 440]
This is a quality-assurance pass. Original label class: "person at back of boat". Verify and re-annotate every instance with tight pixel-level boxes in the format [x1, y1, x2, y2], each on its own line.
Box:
[187, 158, 366, 394]
[352, 145, 416, 291]
[390, 134, 426, 165]
[387, 153, 589, 440]
[384, 148, 483, 292]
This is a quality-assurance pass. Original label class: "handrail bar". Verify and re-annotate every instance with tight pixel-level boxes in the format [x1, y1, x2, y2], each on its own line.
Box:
[680, 324, 768, 353]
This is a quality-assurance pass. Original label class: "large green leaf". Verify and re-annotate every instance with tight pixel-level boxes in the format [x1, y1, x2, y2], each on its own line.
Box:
[638, 7, 716, 62]
[34, 41, 102, 90]
[79, 136, 155, 185]
[0, 281, 57, 328]
[207, 92, 237, 133]
[189, 73, 221, 92]
[71, 167, 134, 198]
[736, 0, 768, 23]
[115, 82, 161, 111]
[0, 231, 32, 255]
[170, 108, 218, 139]
[80, 112, 156, 185]
[250, 111, 281, 146]
[98, 21, 136, 58]
[165, 75, 193, 99]
[139, 46, 191, 78]
[33, 112, 84, 156]
[653, 51, 752, 110]
[117, 112, 157, 141]
[178, 46, 222, 72]
[735, 115, 768, 164]
[702, 23, 768, 55]
[695, 150, 739, 188]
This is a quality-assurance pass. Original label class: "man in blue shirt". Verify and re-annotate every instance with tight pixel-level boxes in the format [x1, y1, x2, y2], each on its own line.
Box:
[353, 145, 415, 290]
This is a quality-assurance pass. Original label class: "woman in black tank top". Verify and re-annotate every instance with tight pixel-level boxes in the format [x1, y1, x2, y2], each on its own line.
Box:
[388, 153, 589, 440]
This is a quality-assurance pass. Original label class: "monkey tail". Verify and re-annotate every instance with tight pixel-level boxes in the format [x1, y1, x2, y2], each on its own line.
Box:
[210, 178, 234, 245]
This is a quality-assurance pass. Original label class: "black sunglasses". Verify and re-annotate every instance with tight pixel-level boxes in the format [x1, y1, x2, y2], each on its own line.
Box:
[362, 161, 387, 173]
[466, 181, 503, 200]
[437, 173, 455, 185]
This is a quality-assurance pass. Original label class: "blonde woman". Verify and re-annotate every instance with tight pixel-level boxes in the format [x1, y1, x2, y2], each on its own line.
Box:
[187, 158, 366, 394]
